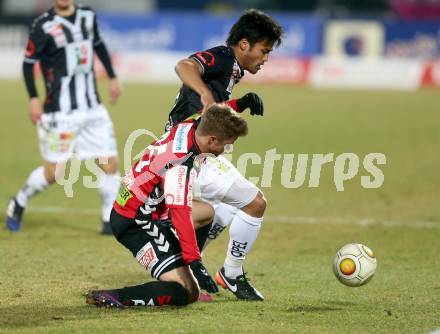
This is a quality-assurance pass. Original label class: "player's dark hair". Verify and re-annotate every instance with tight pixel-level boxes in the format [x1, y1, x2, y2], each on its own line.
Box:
[198, 104, 248, 141]
[226, 9, 283, 48]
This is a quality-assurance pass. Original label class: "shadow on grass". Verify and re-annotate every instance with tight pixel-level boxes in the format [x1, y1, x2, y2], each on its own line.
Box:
[0, 293, 234, 329]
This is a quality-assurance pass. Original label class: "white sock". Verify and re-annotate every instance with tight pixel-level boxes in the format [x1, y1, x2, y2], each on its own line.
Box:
[224, 210, 263, 279]
[16, 166, 49, 207]
[204, 203, 239, 249]
[98, 172, 120, 222]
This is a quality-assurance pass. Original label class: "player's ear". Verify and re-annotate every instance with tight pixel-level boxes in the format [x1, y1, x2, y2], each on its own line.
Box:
[239, 38, 250, 51]
[207, 136, 217, 145]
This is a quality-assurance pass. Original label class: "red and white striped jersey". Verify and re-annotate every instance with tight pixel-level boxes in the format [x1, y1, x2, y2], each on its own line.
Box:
[113, 119, 202, 264]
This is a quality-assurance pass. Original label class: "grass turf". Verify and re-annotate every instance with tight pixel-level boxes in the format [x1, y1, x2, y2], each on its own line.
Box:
[0, 81, 439, 333]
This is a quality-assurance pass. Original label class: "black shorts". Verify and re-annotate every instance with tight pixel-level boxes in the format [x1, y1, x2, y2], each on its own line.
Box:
[110, 209, 185, 279]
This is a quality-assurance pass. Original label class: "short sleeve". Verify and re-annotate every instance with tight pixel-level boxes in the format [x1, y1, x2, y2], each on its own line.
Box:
[189, 48, 232, 77]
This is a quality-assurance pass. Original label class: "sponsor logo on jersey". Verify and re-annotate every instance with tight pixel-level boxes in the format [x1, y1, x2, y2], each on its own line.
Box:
[43, 22, 67, 47]
[207, 156, 230, 173]
[164, 165, 188, 206]
[76, 44, 89, 65]
[194, 52, 215, 66]
[123, 169, 135, 190]
[116, 185, 133, 207]
[187, 168, 197, 208]
[172, 124, 192, 153]
[136, 242, 159, 270]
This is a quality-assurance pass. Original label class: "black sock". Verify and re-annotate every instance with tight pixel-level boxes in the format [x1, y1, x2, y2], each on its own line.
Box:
[196, 222, 212, 252]
[113, 281, 189, 306]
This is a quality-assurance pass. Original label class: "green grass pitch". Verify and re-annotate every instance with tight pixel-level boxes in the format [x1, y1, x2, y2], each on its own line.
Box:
[0, 80, 439, 333]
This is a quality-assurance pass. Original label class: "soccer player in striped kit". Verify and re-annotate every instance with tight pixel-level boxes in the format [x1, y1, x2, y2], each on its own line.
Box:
[6, 0, 122, 234]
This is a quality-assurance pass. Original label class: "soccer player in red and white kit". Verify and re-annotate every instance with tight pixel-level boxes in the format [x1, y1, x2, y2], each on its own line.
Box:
[167, 10, 283, 300]
[86, 105, 248, 308]
[5, 0, 122, 234]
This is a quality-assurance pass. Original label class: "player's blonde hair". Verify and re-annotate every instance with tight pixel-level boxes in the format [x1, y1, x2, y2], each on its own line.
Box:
[198, 104, 248, 141]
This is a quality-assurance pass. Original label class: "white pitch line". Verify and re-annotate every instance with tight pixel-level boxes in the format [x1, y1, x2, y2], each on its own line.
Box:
[28, 206, 440, 230]
[268, 215, 440, 229]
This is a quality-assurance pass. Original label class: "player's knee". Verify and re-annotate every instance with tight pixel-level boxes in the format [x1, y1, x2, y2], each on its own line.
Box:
[242, 192, 266, 218]
[167, 281, 198, 306]
[44, 163, 59, 184]
[181, 274, 200, 303]
[192, 200, 214, 229]
[172, 278, 199, 304]
[199, 204, 214, 227]
[186, 281, 200, 304]
[98, 156, 119, 174]
[160, 267, 199, 304]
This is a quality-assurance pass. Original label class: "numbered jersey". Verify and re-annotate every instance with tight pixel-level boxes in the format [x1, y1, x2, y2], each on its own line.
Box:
[113, 119, 202, 264]
[24, 5, 102, 113]
[166, 46, 244, 130]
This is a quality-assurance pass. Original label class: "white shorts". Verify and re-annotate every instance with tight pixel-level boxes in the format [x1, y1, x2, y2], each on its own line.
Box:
[37, 105, 118, 163]
[193, 155, 260, 209]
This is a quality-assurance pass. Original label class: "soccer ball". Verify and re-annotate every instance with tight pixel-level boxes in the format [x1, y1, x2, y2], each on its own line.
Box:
[333, 243, 377, 287]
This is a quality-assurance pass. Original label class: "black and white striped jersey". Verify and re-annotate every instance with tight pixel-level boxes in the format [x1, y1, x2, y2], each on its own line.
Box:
[24, 5, 104, 113]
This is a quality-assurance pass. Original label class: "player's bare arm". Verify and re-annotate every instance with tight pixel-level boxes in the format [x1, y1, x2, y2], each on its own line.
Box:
[175, 58, 215, 113]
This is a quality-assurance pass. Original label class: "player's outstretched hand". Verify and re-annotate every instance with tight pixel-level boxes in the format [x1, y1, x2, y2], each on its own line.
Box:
[189, 260, 219, 293]
[237, 92, 264, 116]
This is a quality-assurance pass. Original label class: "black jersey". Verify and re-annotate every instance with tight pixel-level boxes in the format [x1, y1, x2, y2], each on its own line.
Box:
[166, 46, 244, 130]
[24, 5, 103, 113]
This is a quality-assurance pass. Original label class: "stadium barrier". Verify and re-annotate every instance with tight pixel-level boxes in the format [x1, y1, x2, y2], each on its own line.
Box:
[0, 47, 437, 90]
[0, 12, 439, 90]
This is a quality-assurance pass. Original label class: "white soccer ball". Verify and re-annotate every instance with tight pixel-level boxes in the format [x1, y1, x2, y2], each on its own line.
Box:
[333, 243, 377, 287]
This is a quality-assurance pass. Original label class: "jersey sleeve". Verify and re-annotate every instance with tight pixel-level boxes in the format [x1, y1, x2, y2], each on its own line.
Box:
[91, 12, 116, 78]
[24, 19, 48, 64]
[189, 48, 232, 77]
[92, 12, 103, 47]
[164, 164, 200, 264]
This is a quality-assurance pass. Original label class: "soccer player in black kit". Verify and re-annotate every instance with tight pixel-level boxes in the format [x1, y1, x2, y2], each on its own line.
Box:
[5, 0, 122, 234]
[167, 9, 283, 301]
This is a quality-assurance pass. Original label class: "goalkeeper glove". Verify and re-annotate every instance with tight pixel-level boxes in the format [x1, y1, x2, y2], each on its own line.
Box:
[189, 260, 219, 293]
[236, 92, 264, 116]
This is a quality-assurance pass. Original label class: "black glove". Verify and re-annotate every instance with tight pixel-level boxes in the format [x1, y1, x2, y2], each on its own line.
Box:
[236, 92, 264, 116]
[189, 260, 219, 293]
